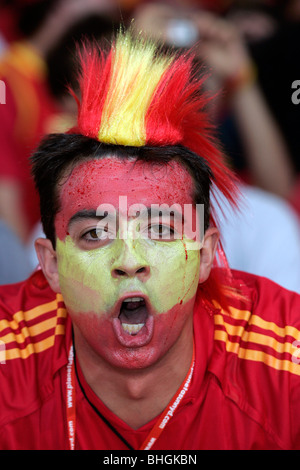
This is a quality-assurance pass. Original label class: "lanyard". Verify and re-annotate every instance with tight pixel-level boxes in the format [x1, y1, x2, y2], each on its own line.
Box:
[66, 345, 76, 450]
[139, 344, 195, 450]
[66, 342, 195, 451]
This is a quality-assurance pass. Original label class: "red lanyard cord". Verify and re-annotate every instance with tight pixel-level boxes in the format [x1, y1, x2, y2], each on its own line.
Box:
[67, 340, 195, 450]
[139, 343, 195, 450]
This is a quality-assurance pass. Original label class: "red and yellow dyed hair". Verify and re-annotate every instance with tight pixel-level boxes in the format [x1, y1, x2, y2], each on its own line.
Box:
[72, 29, 243, 307]
[74, 29, 238, 210]
[67, 31, 246, 309]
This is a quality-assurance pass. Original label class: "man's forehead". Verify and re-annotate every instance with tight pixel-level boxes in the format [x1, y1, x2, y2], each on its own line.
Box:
[65, 156, 189, 178]
[60, 156, 194, 202]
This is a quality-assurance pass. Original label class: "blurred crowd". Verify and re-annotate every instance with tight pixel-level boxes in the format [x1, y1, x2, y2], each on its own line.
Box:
[0, 0, 299, 293]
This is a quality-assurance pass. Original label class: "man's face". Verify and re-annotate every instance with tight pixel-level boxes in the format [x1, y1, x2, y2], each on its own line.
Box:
[54, 157, 201, 369]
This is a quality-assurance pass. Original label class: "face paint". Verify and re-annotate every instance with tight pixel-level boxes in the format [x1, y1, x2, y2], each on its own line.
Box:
[55, 157, 201, 369]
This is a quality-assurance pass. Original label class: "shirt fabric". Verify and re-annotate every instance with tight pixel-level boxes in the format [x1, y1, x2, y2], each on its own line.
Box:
[0, 269, 299, 450]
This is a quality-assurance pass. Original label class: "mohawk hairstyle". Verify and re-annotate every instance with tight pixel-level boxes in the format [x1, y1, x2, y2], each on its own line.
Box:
[67, 29, 243, 307]
[74, 29, 239, 212]
[35, 29, 245, 310]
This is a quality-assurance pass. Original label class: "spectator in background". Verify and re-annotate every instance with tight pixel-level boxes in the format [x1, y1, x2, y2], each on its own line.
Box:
[228, 0, 300, 174]
[45, 14, 117, 122]
[228, 0, 300, 217]
[0, 0, 118, 243]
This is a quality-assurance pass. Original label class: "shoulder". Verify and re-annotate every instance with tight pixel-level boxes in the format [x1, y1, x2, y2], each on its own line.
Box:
[214, 269, 300, 376]
[231, 269, 300, 319]
[211, 270, 300, 448]
[0, 269, 64, 329]
[0, 270, 69, 427]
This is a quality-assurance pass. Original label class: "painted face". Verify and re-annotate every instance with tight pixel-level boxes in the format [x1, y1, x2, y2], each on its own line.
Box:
[55, 157, 201, 369]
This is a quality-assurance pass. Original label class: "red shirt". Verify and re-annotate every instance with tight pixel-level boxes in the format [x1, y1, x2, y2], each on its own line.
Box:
[0, 269, 299, 450]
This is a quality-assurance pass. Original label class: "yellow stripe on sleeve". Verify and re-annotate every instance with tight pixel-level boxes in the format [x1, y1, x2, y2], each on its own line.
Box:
[213, 301, 300, 341]
[0, 294, 67, 361]
[4, 324, 65, 361]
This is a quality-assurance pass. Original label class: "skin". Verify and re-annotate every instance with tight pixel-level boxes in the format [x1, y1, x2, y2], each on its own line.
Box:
[36, 156, 218, 427]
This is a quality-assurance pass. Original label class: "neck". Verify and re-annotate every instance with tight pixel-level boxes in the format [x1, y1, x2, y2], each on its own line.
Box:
[73, 322, 194, 429]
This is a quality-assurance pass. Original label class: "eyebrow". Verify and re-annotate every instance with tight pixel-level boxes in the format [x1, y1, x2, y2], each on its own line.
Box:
[68, 205, 184, 228]
[68, 209, 112, 228]
[124, 207, 184, 228]
[144, 206, 184, 222]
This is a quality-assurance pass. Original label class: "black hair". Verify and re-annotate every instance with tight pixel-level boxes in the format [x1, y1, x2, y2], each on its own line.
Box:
[31, 133, 212, 248]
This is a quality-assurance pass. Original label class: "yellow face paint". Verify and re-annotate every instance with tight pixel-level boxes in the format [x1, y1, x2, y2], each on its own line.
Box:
[56, 230, 200, 317]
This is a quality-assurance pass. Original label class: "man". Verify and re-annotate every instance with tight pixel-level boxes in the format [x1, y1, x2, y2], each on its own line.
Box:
[0, 31, 299, 450]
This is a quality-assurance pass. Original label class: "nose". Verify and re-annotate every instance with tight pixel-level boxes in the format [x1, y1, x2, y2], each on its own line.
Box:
[111, 240, 150, 280]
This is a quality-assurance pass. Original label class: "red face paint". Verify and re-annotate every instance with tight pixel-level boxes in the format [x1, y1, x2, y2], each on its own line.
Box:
[69, 296, 196, 370]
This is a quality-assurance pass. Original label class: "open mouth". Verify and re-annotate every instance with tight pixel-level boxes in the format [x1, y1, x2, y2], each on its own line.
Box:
[112, 295, 154, 347]
[119, 297, 148, 335]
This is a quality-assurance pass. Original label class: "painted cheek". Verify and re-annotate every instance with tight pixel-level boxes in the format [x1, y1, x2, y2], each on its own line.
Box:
[136, 238, 200, 313]
[56, 235, 200, 318]
[56, 236, 119, 315]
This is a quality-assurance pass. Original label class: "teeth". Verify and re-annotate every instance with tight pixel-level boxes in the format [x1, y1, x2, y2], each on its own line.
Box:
[122, 323, 145, 335]
[123, 297, 144, 303]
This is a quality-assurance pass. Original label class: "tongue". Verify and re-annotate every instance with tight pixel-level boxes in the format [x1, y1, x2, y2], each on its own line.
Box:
[119, 302, 148, 325]
[124, 301, 144, 310]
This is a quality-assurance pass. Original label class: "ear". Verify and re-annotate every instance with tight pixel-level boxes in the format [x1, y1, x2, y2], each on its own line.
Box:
[198, 227, 219, 284]
[35, 238, 61, 293]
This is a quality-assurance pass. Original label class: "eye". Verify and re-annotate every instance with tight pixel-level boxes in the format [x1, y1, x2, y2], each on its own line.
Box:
[81, 226, 110, 242]
[148, 224, 175, 240]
